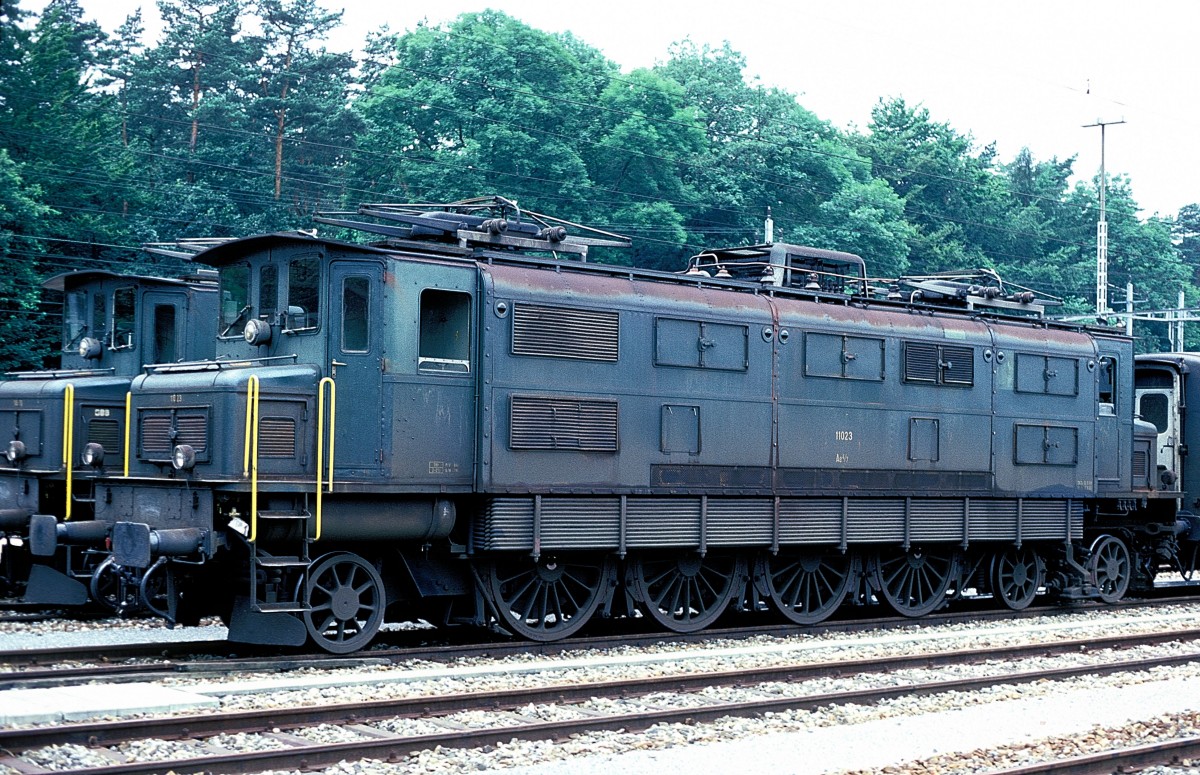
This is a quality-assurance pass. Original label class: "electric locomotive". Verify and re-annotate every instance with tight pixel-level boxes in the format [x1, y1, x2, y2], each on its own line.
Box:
[96, 197, 1189, 653]
[2, 268, 217, 604]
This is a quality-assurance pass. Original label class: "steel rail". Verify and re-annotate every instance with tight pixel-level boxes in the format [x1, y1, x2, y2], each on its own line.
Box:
[988, 736, 1200, 774]
[3, 631, 1200, 762]
[2, 594, 1199, 675]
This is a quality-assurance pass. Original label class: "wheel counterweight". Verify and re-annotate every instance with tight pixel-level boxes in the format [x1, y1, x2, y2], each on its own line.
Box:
[487, 554, 614, 641]
[756, 550, 857, 625]
[628, 553, 741, 633]
[870, 547, 959, 617]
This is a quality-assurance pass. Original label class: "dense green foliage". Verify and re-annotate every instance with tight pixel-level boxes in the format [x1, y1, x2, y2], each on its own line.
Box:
[0, 0, 1195, 369]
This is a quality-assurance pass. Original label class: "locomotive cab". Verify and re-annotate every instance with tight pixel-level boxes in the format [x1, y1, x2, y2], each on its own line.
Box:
[1135, 354, 1198, 503]
[2, 270, 216, 603]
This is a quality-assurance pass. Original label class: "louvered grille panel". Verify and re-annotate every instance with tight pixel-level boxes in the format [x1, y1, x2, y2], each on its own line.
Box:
[941, 345, 975, 385]
[968, 500, 1018, 541]
[708, 499, 773, 545]
[910, 500, 965, 542]
[474, 496, 1083, 552]
[88, 419, 121, 456]
[778, 499, 842, 544]
[847, 500, 905, 541]
[174, 415, 207, 451]
[476, 498, 534, 551]
[540, 497, 620, 550]
[904, 343, 939, 382]
[510, 395, 618, 451]
[258, 417, 296, 458]
[140, 410, 208, 456]
[1022, 500, 1076, 539]
[140, 414, 173, 455]
[627, 497, 701, 547]
[1132, 450, 1149, 480]
[512, 303, 619, 361]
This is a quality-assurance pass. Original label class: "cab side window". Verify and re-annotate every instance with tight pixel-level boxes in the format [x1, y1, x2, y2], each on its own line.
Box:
[110, 286, 136, 351]
[1099, 356, 1117, 406]
[153, 304, 177, 363]
[419, 290, 471, 373]
[259, 265, 278, 319]
[341, 276, 370, 352]
[286, 257, 320, 332]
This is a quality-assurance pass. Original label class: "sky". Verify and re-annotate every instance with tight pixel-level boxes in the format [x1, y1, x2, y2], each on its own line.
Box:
[32, 0, 1200, 220]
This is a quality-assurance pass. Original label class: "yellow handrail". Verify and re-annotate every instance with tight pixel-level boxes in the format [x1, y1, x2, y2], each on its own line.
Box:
[122, 392, 131, 477]
[62, 383, 75, 521]
[316, 377, 336, 541]
[243, 376, 260, 542]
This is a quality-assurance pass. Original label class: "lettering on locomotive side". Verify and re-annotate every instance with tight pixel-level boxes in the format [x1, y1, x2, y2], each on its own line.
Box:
[835, 453, 850, 464]
[428, 461, 460, 475]
[11, 399, 22, 407]
[169, 394, 184, 404]
[835, 430, 854, 441]
[93, 408, 111, 417]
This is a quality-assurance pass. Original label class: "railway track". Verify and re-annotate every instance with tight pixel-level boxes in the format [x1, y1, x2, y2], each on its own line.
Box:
[992, 739, 1200, 774]
[4, 594, 1195, 679]
[2, 628, 1199, 774]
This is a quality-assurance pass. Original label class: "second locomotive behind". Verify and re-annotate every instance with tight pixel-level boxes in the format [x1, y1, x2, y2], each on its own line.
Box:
[1, 268, 216, 604]
[93, 198, 1191, 652]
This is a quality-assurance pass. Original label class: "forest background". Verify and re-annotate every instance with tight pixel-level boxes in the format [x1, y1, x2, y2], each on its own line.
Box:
[3, 0, 1199, 370]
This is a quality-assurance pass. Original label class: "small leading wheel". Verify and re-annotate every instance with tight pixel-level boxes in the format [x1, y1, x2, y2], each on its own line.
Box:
[304, 552, 385, 654]
[487, 554, 614, 641]
[628, 553, 741, 633]
[756, 550, 858, 625]
[1089, 535, 1131, 604]
[870, 547, 959, 617]
[990, 546, 1044, 611]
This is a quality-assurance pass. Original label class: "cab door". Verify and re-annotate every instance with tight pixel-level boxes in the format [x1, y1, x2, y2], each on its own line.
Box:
[1095, 339, 1133, 491]
[1137, 384, 1180, 487]
[327, 261, 384, 475]
[141, 291, 186, 365]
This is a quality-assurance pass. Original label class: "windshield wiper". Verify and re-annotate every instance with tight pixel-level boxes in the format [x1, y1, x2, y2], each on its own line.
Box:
[219, 305, 251, 337]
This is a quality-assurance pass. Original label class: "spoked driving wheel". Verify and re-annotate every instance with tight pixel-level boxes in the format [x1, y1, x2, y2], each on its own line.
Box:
[1089, 535, 1131, 604]
[756, 550, 858, 625]
[628, 552, 741, 633]
[990, 546, 1044, 611]
[486, 554, 615, 641]
[870, 547, 959, 617]
[304, 552, 385, 654]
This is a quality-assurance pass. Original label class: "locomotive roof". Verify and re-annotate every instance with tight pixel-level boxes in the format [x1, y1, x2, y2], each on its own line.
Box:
[188, 230, 1118, 337]
[42, 269, 216, 292]
[189, 231, 390, 267]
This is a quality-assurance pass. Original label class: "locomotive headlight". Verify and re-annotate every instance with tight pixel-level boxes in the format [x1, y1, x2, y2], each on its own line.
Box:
[171, 444, 197, 471]
[243, 319, 272, 346]
[77, 337, 102, 360]
[81, 442, 105, 467]
[5, 440, 26, 462]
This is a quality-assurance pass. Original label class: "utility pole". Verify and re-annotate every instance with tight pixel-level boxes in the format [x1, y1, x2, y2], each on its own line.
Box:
[1083, 118, 1125, 316]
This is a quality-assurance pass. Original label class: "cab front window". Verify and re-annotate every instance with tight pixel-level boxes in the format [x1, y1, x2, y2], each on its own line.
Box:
[110, 286, 136, 351]
[218, 264, 251, 339]
[284, 257, 320, 333]
[63, 290, 87, 351]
